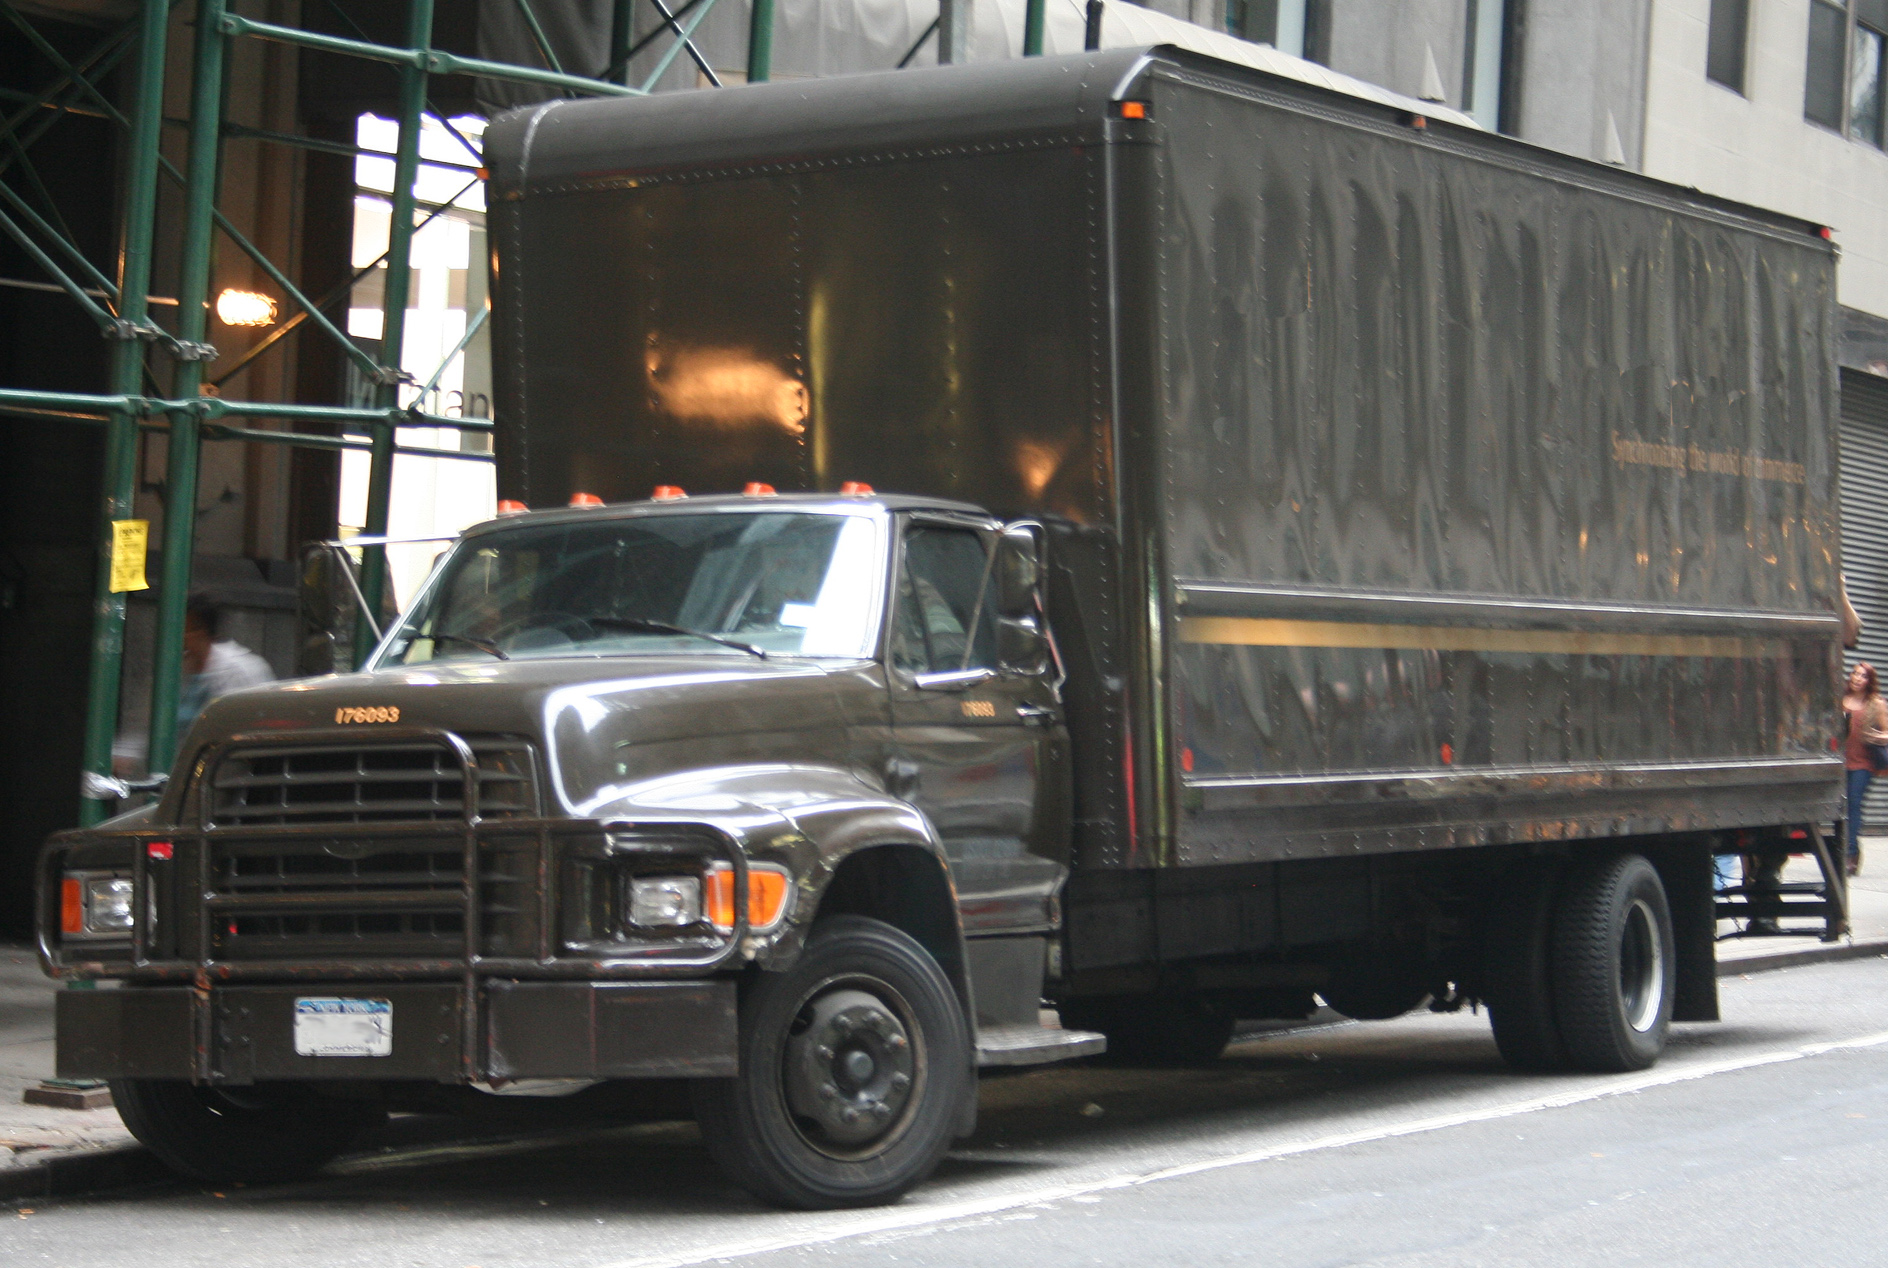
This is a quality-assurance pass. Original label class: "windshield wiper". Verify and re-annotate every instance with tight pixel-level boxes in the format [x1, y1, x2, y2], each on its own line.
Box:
[429, 632, 510, 661]
[582, 616, 768, 659]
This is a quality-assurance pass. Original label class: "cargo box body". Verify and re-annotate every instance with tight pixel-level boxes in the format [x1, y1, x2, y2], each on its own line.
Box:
[485, 48, 1844, 900]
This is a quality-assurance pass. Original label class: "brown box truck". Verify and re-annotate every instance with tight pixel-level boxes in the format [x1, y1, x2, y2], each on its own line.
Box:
[41, 46, 1844, 1209]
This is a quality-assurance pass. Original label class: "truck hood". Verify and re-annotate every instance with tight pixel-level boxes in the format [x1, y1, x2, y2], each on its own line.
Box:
[183, 655, 867, 817]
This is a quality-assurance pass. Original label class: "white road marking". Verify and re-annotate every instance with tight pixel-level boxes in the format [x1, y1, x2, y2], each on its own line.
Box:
[592, 1028, 1888, 1268]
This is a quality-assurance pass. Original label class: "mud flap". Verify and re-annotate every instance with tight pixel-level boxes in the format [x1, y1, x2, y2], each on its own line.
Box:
[1648, 839, 1719, 1023]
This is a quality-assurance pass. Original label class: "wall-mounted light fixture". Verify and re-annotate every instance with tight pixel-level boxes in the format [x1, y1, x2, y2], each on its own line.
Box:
[214, 288, 276, 327]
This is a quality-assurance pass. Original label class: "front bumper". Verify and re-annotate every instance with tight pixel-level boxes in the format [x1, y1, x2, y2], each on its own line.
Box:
[56, 979, 737, 1084]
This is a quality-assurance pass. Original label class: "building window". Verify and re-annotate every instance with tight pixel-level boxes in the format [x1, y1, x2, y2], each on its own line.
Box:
[1706, 0, 1749, 93]
[1807, 0, 1850, 128]
[1230, 0, 1327, 63]
[1856, 9, 1888, 143]
[1301, 0, 1331, 64]
[1463, 0, 1513, 131]
[1226, 0, 1275, 41]
[1806, 0, 1888, 144]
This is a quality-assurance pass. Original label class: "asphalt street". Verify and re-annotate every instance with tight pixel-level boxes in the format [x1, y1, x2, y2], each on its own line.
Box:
[4, 954, 1887, 1267]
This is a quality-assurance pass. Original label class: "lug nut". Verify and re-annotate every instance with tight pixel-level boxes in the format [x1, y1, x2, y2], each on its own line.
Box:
[819, 1082, 838, 1101]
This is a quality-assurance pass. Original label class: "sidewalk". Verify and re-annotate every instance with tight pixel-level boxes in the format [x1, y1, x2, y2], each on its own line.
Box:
[2, 842, 1884, 1201]
[0, 945, 140, 1196]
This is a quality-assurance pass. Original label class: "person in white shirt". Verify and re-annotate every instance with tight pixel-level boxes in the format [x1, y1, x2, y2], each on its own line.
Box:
[177, 593, 274, 734]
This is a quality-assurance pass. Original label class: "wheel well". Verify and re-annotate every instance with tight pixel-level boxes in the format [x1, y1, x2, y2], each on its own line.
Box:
[815, 846, 968, 1006]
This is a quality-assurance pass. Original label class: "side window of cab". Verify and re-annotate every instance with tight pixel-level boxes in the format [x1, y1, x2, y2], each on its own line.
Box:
[891, 526, 996, 676]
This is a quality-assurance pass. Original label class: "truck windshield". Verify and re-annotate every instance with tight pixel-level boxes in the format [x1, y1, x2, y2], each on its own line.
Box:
[378, 511, 883, 665]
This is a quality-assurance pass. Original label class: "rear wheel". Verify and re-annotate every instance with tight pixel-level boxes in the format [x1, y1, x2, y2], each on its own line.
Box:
[691, 915, 971, 1209]
[1057, 994, 1235, 1067]
[110, 1079, 383, 1184]
[1551, 853, 1675, 1072]
[1483, 860, 1568, 1072]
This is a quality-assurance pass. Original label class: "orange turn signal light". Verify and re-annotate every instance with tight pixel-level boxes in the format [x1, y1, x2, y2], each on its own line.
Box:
[569, 492, 604, 507]
[651, 485, 688, 501]
[60, 877, 82, 935]
[1117, 100, 1147, 119]
[704, 864, 793, 932]
[839, 481, 873, 496]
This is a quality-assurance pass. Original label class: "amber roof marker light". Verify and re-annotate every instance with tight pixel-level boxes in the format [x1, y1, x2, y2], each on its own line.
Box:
[839, 481, 874, 496]
[651, 485, 689, 501]
[568, 492, 604, 507]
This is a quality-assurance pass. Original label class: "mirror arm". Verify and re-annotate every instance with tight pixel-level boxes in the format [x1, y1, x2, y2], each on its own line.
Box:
[913, 667, 998, 691]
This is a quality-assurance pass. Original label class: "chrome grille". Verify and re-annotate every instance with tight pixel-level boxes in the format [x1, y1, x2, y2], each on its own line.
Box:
[212, 839, 467, 957]
[208, 739, 536, 826]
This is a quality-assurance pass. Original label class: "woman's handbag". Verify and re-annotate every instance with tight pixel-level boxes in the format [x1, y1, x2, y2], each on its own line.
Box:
[1857, 704, 1888, 771]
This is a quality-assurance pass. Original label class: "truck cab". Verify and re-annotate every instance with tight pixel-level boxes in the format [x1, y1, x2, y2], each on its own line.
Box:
[43, 490, 1088, 1209]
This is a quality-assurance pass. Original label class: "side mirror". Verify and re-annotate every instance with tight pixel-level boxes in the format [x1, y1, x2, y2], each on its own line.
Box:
[994, 526, 1040, 618]
[996, 615, 1048, 676]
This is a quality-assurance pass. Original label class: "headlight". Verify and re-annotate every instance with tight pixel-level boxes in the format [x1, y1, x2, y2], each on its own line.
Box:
[621, 864, 794, 933]
[61, 872, 134, 939]
[627, 875, 702, 927]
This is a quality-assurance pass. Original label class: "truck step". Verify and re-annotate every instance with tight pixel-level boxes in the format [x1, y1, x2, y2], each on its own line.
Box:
[975, 1023, 1106, 1067]
[1716, 899, 1840, 920]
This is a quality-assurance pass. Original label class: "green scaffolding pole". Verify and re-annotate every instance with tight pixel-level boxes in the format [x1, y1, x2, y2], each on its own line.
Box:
[749, 0, 775, 82]
[355, 0, 435, 667]
[78, 0, 168, 824]
[145, 0, 226, 778]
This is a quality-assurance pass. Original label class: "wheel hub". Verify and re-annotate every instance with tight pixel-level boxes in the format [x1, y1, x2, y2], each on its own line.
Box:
[784, 987, 917, 1149]
[1619, 897, 1665, 1033]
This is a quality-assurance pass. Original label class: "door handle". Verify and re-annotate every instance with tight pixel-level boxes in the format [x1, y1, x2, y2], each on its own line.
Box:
[1015, 703, 1057, 726]
[883, 757, 921, 798]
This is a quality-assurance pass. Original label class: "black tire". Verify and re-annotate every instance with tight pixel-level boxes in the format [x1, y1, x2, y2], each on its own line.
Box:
[110, 1079, 383, 1184]
[690, 915, 972, 1209]
[1057, 994, 1235, 1067]
[1551, 852, 1676, 1072]
[1483, 860, 1568, 1072]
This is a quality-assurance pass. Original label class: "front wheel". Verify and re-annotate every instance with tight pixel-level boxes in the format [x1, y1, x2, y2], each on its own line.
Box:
[110, 1079, 383, 1184]
[691, 915, 972, 1209]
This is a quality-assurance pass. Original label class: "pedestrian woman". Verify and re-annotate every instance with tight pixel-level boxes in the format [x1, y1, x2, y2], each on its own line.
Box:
[1842, 661, 1888, 876]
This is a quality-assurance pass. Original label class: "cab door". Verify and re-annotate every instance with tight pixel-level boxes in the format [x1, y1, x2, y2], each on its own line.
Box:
[884, 516, 1069, 938]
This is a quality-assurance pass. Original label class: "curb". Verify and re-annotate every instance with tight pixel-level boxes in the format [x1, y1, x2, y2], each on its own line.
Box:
[0, 1143, 167, 1203]
[1716, 936, 1888, 977]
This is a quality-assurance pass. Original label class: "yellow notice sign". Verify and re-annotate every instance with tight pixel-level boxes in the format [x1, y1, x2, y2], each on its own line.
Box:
[108, 519, 149, 593]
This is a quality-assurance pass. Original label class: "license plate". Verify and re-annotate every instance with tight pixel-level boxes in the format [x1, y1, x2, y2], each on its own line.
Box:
[294, 997, 392, 1057]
